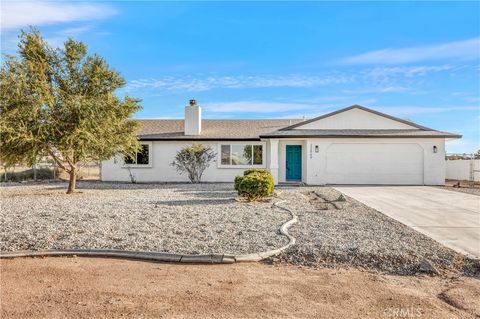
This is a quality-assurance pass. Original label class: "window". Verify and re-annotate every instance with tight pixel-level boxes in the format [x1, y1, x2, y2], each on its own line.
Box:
[253, 145, 263, 165]
[220, 144, 264, 166]
[221, 145, 230, 165]
[124, 144, 150, 165]
[232, 145, 251, 165]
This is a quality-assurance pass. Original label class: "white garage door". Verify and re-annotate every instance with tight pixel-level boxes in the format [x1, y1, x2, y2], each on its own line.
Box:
[325, 143, 424, 185]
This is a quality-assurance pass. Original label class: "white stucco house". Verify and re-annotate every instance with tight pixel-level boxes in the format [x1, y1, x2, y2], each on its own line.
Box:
[101, 100, 461, 185]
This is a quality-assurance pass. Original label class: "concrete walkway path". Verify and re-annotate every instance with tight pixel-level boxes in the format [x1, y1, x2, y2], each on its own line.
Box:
[334, 186, 480, 258]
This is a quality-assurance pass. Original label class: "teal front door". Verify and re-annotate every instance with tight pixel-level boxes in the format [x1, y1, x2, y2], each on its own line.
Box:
[286, 145, 302, 181]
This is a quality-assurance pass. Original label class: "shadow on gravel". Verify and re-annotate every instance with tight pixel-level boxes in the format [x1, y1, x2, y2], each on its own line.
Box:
[73, 181, 235, 190]
[151, 198, 234, 206]
[173, 189, 235, 199]
[5, 182, 236, 193]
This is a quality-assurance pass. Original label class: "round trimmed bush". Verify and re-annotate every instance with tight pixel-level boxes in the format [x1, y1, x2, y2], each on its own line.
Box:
[234, 169, 274, 201]
[243, 169, 270, 176]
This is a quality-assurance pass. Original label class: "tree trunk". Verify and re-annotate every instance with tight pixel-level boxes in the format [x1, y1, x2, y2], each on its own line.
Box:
[66, 169, 77, 194]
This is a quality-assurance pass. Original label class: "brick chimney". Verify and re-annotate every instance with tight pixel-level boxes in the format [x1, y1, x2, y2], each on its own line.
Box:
[184, 99, 201, 135]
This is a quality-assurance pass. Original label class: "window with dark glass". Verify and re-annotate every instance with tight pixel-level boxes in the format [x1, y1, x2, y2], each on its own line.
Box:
[124, 144, 149, 165]
[136, 145, 149, 164]
[124, 154, 136, 164]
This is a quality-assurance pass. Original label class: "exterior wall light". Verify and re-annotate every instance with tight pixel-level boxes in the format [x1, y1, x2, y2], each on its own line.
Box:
[433, 145, 438, 153]
[315, 145, 319, 153]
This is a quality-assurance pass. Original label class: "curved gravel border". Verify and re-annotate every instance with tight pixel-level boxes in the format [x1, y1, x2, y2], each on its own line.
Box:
[0, 199, 298, 264]
[235, 199, 297, 262]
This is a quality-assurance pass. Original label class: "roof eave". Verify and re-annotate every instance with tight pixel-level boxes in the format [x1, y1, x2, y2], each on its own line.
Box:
[138, 136, 261, 141]
[259, 134, 463, 139]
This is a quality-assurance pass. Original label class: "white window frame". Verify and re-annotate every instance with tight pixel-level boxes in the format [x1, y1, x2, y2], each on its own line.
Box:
[122, 141, 153, 168]
[217, 141, 266, 169]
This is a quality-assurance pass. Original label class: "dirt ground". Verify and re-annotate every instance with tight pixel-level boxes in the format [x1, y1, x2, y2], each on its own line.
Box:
[1, 257, 479, 319]
[440, 180, 480, 196]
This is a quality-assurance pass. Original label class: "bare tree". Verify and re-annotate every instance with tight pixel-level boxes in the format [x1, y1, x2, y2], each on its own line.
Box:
[171, 144, 216, 183]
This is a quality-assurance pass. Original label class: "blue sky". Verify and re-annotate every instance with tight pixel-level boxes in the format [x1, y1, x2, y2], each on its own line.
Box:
[1, 1, 479, 153]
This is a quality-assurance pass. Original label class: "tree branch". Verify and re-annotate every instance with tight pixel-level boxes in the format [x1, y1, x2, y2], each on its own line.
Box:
[65, 155, 77, 170]
[46, 148, 67, 171]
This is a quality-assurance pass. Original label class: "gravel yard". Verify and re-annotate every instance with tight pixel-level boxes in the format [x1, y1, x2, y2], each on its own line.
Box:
[275, 187, 478, 276]
[1, 182, 477, 276]
[0, 182, 289, 255]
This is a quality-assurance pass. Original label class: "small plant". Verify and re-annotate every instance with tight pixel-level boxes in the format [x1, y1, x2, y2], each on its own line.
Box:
[234, 169, 274, 201]
[171, 144, 216, 183]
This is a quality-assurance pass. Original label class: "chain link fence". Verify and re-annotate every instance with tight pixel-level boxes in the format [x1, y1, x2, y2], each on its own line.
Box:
[1, 161, 100, 182]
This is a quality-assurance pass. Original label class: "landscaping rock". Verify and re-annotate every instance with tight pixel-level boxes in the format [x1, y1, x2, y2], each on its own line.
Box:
[276, 186, 472, 276]
[1, 182, 474, 276]
[419, 258, 440, 275]
[0, 182, 290, 255]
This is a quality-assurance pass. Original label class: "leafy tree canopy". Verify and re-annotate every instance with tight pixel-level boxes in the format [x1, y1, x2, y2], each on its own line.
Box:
[0, 28, 142, 193]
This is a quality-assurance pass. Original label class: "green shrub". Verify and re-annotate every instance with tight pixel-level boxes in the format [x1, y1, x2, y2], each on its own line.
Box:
[0, 168, 56, 182]
[243, 169, 270, 176]
[234, 169, 269, 191]
[234, 169, 274, 201]
[234, 175, 243, 191]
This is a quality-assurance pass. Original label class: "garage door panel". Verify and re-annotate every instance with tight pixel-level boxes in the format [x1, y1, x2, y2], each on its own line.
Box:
[325, 143, 424, 185]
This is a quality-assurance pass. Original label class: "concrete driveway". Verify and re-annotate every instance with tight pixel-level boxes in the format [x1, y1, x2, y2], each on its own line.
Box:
[334, 186, 480, 258]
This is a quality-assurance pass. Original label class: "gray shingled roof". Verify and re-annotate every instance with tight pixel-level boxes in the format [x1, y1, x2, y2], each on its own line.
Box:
[134, 105, 462, 140]
[259, 129, 462, 138]
[136, 119, 303, 140]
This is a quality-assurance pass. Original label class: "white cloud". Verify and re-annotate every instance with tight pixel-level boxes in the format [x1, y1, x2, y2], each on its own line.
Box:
[343, 86, 410, 94]
[364, 65, 456, 78]
[203, 97, 381, 115]
[125, 64, 456, 94]
[56, 25, 94, 37]
[203, 101, 317, 113]
[43, 25, 95, 48]
[293, 96, 353, 103]
[1, 1, 117, 31]
[376, 105, 479, 116]
[339, 38, 480, 65]
[291, 97, 378, 108]
[126, 74, 352, 92]
[345, 65, 458, 94]
[450, 92, 480, 103]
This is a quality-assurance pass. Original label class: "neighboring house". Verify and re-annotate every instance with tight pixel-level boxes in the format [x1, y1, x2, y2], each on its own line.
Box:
[101, 100, 461, 185]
